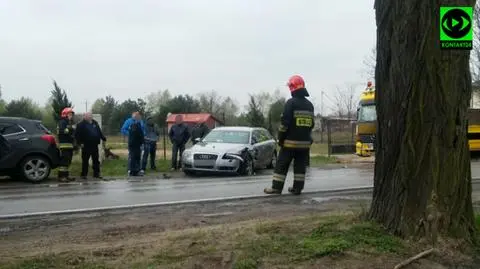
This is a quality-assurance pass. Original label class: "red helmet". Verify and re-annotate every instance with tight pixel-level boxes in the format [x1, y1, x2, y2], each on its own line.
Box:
[61, 107, 74, 118]
[287, 75, 305, 92]
[367, 81, 373, 87]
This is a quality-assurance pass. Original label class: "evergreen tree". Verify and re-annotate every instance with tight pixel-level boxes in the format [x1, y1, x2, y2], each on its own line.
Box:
[50, 80, 72, 122]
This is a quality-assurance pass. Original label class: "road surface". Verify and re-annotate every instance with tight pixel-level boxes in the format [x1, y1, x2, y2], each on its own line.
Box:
[1, 161, 480, 217]
[0, 167, 374, 217]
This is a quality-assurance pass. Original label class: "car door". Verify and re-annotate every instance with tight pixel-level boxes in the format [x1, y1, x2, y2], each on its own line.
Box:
[0, 122, 31, 169]
[0, 134, 11, 164]
[259, 128, 276, 163]
[250, 130, 264, 168]
[252, 129, 272, 168]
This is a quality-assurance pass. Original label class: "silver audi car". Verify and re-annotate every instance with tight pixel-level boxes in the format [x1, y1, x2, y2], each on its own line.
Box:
[181, 126, 277, 176]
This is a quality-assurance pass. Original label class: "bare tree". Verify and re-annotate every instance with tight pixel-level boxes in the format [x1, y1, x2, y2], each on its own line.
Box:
[145, 89, 172, 114]
[333, 84, 358, 119]
[198, 90, 223, 115]
[362, 47, 376, 80]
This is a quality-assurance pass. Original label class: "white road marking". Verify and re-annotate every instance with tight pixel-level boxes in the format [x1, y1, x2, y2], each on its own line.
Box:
[0, 186, 374, 219]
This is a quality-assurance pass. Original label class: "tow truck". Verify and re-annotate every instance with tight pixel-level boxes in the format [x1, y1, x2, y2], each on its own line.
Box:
[354, 81, 480, 156]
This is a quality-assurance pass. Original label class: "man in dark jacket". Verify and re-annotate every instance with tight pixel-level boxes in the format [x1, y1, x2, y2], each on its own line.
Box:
[57, 107, 76, 182]
[120, 112, 145, 176]
[75, 112, 107, 179]
[142, 116, 160, 171]
[264, 75, 314, 195]
[191, 122, 209, 144]
[128, 119, 145, 176]
[169, 114, 190, 170]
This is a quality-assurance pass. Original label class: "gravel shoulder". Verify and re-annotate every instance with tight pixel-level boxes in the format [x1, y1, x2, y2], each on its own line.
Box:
[1, 193, 479, 269]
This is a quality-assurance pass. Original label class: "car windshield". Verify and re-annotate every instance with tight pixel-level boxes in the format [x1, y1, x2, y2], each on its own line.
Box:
[202, 130, 250, 144]
[358, 105, 377, 122]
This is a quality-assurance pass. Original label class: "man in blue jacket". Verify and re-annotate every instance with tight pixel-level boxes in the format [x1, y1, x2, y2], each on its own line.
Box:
[121, 112, 146, 176]
[169, 114, 190, 171]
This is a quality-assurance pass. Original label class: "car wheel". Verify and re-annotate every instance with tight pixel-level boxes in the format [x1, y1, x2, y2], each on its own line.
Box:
[20, 155, 51, 183]
[239, 154, 255, 176]
[267, 150, 277, 169]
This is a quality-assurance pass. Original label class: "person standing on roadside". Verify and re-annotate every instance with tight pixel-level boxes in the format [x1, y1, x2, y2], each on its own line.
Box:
[75, 112, 107, 180]
[57, 107, 77, 182]
[169, 114, 190, 171]
[142, 116, 160, 171]
[121, 112, 146, 176]
[264, 75, 314, 195]
[191, 122, 209, 144]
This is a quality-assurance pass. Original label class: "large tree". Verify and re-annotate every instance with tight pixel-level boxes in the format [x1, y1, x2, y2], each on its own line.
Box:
[110, 99, 146, 133]
[245, 94, 265, 127]
[157, 94, 201, 126]
[91, 95, 118, 135]
[4, 97, 42, 120]
[0, 85, 5, 115]
[50, 80, 73, 122]
[471, 2, 480, 82]
[369, 0, 476, 241]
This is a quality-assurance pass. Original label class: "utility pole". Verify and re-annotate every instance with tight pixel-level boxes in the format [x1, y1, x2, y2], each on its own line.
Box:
[84, 100, 88, 113]
[321, 91, 324, 117]
[320, 91, 325, 144]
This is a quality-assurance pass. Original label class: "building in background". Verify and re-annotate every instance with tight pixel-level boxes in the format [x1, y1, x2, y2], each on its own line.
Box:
[165, 113, 223, 132]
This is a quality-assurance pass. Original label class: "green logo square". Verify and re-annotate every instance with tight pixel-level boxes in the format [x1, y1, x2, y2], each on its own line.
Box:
[440, 6, 473, 49]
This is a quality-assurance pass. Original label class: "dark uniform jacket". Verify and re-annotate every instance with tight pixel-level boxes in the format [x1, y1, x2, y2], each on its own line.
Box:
[75, 119, 106, 147]
[57, 118, 76, 149]
[278, 89, 315, 149]
[169, 123, 190, 145]
[128, 121, 145, 147]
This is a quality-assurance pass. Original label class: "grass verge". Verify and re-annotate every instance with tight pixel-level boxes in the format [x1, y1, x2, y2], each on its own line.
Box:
[0, 213, 408, 269]
[50, 152, 337, 178]
[52, 156, 171, 178]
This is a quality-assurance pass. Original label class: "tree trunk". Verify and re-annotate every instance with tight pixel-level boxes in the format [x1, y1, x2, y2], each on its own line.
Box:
[369, 0, 476, 241]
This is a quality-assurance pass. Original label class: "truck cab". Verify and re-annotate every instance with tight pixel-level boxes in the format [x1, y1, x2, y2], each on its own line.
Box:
[355, 83, 376, 157]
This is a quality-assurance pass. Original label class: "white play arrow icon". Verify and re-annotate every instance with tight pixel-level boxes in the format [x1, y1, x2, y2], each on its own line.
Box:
[452, 18, 459, 27]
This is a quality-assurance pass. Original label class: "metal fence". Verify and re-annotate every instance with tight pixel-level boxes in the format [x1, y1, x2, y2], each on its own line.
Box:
[323, 118, 356, 156]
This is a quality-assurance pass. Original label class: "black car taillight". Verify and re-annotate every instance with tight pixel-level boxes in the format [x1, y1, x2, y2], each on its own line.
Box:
[41, 134, 56, 145]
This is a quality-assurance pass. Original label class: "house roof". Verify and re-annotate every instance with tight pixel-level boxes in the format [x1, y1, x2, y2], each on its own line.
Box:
[165, 113, 222, 124]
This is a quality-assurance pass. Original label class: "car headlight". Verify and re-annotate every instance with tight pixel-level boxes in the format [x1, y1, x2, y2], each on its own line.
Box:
[223, 152, 243, 161]
[182, 150, 192, 159]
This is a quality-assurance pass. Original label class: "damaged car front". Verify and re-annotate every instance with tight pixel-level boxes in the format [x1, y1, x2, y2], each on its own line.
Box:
[181, 127, 255, 176]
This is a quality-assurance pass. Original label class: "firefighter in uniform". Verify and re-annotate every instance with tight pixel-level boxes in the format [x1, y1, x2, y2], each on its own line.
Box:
[57, 107, 76, 182]
[264, 75, 314, 195]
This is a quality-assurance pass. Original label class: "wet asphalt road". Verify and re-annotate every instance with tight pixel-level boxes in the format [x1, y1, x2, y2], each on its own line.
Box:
[0, 167, 374, 216]
[1, 161, 480, 217]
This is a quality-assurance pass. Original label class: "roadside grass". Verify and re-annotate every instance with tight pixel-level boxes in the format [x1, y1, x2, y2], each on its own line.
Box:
[0, 213, 411, 269]
[52, 155, 171, 178]
[47, 144, 337, 178]
[106, 135, 333, 156]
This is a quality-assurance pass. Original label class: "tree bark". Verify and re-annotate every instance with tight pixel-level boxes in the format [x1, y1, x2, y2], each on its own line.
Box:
[369, 0, 476, 241]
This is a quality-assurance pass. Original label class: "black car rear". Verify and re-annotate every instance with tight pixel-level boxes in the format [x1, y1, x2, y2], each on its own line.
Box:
[0, 117, 60, 183]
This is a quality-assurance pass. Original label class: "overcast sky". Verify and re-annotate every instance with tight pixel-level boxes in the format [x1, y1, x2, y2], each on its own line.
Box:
[0, 0, 376, 114]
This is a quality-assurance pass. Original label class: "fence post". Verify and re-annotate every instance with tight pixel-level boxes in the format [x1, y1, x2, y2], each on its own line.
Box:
[351, 122, 355, 144]
[320, 117, 324, 144]
[327, 119, 332, 157]
[163, 126, 167, 160]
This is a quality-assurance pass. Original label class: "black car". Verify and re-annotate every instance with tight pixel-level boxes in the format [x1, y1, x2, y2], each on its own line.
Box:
[0, 117, 60, 183]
